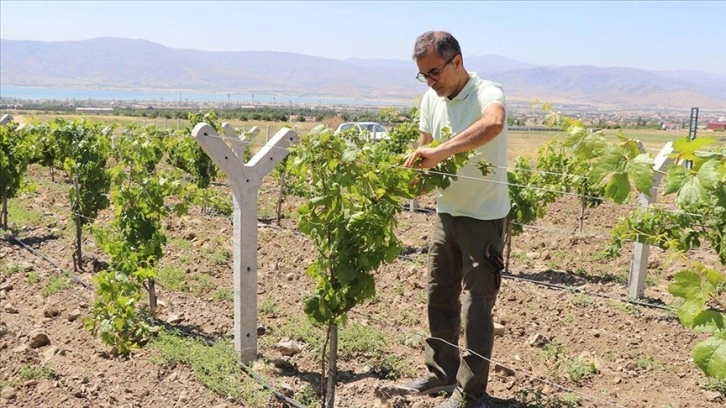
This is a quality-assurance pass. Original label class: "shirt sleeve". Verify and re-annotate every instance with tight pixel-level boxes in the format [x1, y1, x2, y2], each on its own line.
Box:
[419, 91, 433, 134]
[478, 82, 507, 113]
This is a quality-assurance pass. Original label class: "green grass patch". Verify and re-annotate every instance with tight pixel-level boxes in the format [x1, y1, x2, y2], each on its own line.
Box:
[191, 273, 215, 296]
[338, 323, 386, 358]
[6, 195, 45, 229]
[212, 288, 233, 303]
[275, 316, 324, 350]
[18, 364, 57, 381]
[539, 339, 597, 384]
[1, 261, 26, 277]
[608, 300, 642, 316]
[201, 246, 231, 266]
[149, 330, 271, 407]
[704, 377, 726, 397]
[296, 383, 320, 406]
[27, 271, 41, 284]
[157, 265, 188, 292]
[339, 323, 415, 379]
[562, 357, 597, 383]
[514, 387, 579, 408]
[541, 339, 566, 361]
[41, 276, 69, 297]
[258, 297, 280, 316]
[637, 353, 659, 370]
[271, 316, 413, 379]
[572, 293, 595, 307]
[1, 364, 57, 392]
[166, 237, 193, 264]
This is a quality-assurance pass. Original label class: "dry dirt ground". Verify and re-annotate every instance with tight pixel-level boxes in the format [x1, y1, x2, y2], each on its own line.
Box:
[1, 160, 724, 408]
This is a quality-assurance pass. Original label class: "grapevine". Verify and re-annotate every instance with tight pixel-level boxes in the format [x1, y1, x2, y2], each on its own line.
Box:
[89, 124, 187, 353]
[0, 120, 31, 229]
[49, 118, 113, 271]
[547, 107, 726, 380]
[287, 123, 478, 406]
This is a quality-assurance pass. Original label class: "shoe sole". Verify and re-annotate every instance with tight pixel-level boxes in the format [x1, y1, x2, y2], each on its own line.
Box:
[415, 383, 456, 395]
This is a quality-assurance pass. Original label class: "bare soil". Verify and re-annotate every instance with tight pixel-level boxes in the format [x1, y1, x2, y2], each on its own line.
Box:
[1, 161, 723, 408]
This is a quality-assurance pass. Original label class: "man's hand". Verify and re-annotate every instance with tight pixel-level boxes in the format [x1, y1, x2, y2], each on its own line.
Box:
[404, 146, 447, 169]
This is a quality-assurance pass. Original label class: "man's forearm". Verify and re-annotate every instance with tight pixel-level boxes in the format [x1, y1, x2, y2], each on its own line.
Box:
[438, 115, 504, 157]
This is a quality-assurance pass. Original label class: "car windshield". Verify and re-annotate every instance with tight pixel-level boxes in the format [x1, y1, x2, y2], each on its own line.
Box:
[360, 123, 385, 133]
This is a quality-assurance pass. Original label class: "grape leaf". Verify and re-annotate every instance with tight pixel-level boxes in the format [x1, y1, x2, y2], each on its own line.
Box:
[590, 145, 624, 185]
[693, 336, 726, 379]
[626, 153, 654, 194]
[677, 177, 706, 207]
[692, 311, 726, 334]
[664, 164, 690, 195]
[697, 159, 721, 190]
[673, 136, 718, 162]
[604, 172, 630, 204]
[669, 271, 704, 299]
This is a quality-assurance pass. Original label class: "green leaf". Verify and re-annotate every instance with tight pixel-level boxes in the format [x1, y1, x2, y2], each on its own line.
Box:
[673, 137, 717, 162]
[626, 154, 654, 194]
[692, 311, 726, 334]
[702, 266, 726, 288]
[664, 164, 690, 195]
[384, 242, 401, 262]
[676, 177, 705, 207]
[593, 145, 625, 178]
[669, 271, 703, 299]
[678, 299, 708, 328]
[604, 172, 630, 204]
[693, 336, 726, 379]
[697, 159, 721, 190]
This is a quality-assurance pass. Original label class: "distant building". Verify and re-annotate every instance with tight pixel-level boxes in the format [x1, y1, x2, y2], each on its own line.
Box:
[707, 118, 726, 131]
[76, 107, 113, 112]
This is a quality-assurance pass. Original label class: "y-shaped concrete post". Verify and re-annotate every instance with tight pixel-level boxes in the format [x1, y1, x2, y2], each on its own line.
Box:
[192, 122, 298, 362]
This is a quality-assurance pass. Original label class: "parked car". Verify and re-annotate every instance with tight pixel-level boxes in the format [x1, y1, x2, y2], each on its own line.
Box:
[334, 121, 389, 141]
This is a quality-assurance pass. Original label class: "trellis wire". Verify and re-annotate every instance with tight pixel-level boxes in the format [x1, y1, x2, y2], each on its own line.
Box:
[199, 128, 710, 218]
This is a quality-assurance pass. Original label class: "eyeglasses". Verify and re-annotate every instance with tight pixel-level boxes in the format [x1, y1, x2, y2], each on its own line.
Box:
[416, 56, 455, 83]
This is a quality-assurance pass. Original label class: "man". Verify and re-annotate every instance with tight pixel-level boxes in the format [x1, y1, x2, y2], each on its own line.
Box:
[401, 31, 510, 408]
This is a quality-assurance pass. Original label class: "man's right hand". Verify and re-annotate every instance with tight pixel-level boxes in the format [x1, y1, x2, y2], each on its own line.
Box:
[404, 146, 446, 169]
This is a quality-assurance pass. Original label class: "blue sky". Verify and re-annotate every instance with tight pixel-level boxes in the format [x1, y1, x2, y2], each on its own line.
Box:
[2, 1, 725, 75]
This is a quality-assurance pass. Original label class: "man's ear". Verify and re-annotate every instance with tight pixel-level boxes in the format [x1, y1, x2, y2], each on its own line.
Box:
[453, 54, 463, 69]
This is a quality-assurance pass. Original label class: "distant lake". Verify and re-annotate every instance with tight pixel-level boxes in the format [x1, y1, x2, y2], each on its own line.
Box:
[0, 86, 412, 108]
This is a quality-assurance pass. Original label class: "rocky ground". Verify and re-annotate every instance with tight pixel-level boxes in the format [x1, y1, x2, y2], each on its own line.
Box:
[1, 156, 724, 408]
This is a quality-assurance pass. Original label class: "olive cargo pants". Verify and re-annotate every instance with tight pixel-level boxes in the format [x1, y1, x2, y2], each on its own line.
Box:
[424, 213, 505, 399]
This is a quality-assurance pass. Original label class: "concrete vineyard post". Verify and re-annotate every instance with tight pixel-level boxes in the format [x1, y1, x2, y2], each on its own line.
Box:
[192, 122, 299, 362]
[628, 141, 674, 299]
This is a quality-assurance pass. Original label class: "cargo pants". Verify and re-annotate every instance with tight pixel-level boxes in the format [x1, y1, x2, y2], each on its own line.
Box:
[424, 213, 505, 400]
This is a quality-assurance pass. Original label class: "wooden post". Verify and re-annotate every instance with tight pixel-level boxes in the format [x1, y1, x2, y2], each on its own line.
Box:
[628, 141, 673, 299]
[193, 122, 298, 362]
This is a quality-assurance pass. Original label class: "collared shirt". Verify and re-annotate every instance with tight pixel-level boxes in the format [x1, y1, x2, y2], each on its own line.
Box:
[419, 72, 510, 220]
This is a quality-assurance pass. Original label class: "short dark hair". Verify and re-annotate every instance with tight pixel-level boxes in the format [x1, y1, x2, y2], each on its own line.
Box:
[412, 31, 461, 61]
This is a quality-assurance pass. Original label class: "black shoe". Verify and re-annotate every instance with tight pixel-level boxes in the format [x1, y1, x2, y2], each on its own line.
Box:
[398, 375, 456, 395]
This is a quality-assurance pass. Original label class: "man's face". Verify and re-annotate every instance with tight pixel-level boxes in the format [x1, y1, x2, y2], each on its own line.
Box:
[415, 48, 458, 98]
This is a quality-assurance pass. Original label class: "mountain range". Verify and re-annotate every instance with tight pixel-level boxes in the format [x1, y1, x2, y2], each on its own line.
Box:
[1, 37, 725, 109]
